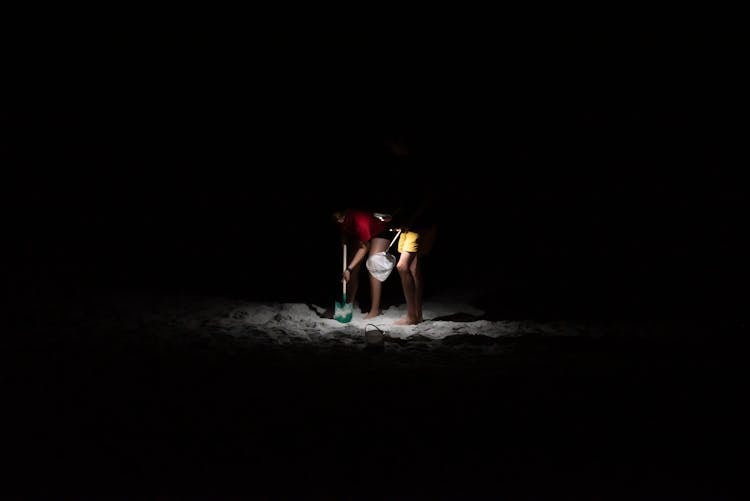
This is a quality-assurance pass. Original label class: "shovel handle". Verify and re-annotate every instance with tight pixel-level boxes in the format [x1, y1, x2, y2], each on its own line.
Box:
[342, 243, 347, 297]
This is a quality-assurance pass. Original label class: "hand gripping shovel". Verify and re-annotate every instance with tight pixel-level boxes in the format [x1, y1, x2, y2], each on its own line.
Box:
[334, 243, 353, 323]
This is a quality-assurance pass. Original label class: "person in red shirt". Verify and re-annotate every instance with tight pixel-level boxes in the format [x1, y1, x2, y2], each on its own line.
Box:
[333, 208, 393, 319]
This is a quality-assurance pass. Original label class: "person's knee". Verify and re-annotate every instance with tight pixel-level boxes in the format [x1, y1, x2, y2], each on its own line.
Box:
[396, 261, 411, 274]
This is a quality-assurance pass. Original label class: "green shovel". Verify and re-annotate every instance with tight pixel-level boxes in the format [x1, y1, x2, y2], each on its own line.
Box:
[334, 243, 353, 323]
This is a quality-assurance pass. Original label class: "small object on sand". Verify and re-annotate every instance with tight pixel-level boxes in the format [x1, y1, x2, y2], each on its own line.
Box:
[365, 324, 385, 349]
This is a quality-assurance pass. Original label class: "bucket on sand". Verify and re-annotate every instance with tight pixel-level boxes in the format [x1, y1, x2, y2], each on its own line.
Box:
[364, 324, 385, 352]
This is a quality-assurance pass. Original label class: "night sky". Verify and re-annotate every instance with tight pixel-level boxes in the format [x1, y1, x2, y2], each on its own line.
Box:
[6, 25, 743, 321]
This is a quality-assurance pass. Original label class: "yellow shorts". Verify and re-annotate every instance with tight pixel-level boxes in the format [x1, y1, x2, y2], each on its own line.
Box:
[397, 227, 437, 255]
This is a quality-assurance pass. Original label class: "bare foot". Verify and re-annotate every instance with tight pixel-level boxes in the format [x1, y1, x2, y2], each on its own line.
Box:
[363, 311, 382, 320]
[394, 316, 420, 325]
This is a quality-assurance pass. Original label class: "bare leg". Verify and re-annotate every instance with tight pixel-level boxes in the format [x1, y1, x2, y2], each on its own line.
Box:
[363, 237, 389, 319]
[412, 254, 424, 323]
[395, 251, 420, 325]
[363, 274, 382, 319]
[347, 263, 361, 308]
[412, 226, 435, 323]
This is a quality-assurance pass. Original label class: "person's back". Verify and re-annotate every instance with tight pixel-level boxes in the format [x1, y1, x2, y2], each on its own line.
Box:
[392, 180, 440, 230]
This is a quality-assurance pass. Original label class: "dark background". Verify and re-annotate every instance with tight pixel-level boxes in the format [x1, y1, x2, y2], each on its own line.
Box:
[5, 23, 745, 319]
[4, 19, 748, 498]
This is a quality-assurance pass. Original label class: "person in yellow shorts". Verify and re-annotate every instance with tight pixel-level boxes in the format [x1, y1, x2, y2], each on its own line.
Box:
[384, 130, 441, 325]
[394, 222, 437, 325]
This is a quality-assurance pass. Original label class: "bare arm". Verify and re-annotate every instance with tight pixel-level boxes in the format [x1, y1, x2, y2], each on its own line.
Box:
[347, 241, 370, 270]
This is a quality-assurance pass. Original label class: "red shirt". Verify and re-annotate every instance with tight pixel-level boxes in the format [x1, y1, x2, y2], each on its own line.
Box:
[341, 209, 386, 243]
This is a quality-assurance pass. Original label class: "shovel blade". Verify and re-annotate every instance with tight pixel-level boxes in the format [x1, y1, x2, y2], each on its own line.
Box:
[334, 300, 353, 323]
